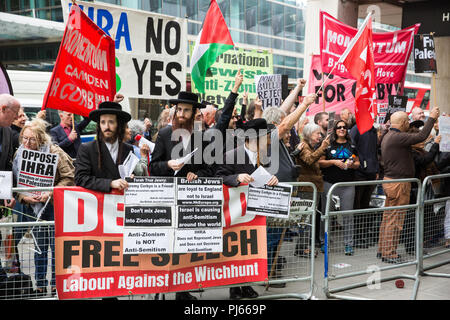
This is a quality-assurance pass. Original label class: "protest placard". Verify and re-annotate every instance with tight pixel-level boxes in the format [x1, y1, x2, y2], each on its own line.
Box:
[414, 34, 437, 74]
[43, 4, 116, 116]
[0, 171, 12, 200]
[246, 184, 292, 219]
[320, 11, 419, 83]
[190, 45, 273, 109]
[17, 149, 58, 195]
[61, 0, 187, 101]
[255, 74, 282, 109]
[125, 177, 175, 206]
[176, 177, 223, 206]
[439, 116, 450, 152]
[380, 95, 408, 124]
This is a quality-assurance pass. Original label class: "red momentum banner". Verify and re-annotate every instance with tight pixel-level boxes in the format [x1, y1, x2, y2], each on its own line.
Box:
[53, 185, 267, 300]
[307, 55, 397, 120]
[320, 11, 419, 84]
[42, 4, 116, 117]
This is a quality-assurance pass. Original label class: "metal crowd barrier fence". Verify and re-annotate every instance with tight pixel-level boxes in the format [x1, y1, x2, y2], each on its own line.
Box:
[322, 178, 422, 300]
[1, 183, 317, 300]
[217, 181, 318, 301]
[419, 173, 450, 278]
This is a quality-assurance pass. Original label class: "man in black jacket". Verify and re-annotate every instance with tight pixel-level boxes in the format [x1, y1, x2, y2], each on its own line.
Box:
[74, 101, 133, 193]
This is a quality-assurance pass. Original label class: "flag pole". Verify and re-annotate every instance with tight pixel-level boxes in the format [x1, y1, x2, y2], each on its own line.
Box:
[316, 12, 373, 95]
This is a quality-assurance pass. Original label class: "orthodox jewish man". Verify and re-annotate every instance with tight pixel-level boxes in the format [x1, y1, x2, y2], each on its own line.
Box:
[74, 101, 133, 193]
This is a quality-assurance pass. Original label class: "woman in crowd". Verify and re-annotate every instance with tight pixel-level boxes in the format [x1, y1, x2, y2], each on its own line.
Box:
[319, 120, 360, 256]
[13, 118, 75, 296]
[292, 123, 330, 256]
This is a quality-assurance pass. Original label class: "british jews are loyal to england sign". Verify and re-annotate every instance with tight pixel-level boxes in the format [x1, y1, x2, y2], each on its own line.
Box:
[62, 0, 187, 101]
[53, 185, 267, 300]
[43, 4, 116, 117]
[320, 11, 419, 84]
[190, 44, 273, 110]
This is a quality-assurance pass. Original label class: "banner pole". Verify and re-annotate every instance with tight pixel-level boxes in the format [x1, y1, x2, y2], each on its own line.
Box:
[322, 72, 326, 112]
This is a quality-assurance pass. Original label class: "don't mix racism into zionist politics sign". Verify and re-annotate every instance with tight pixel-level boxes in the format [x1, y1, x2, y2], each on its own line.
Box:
[62, 0, 187, 101]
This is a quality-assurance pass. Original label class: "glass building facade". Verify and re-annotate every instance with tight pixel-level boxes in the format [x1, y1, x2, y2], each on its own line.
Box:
[1, 0, 306, 79]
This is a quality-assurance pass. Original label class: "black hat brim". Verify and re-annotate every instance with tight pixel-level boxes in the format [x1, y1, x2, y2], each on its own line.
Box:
[168, 98, 205, 109]
[89, 108, 132, 123]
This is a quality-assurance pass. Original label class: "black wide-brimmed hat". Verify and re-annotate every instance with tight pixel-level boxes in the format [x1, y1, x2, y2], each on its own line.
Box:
[236, 118, 276, 140]
[409, 120, 424, 129]
[168, 91, 204, 109]
[89, 101, 131, 123]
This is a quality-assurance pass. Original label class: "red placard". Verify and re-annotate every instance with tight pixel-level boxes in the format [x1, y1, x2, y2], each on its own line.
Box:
[42, 4, 116, 116]
[320, 11, 419, 84]
[53, 185, 267, 300]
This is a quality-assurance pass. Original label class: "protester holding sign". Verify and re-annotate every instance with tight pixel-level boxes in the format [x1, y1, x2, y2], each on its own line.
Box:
[319, 120, 360, 256]
[12, 118, 75, 296]
[74, 101, 134, 192]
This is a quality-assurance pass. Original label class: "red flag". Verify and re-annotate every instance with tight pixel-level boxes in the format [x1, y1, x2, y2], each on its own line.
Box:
[42, 4, 116, 117]
[339, 15, 377, 135]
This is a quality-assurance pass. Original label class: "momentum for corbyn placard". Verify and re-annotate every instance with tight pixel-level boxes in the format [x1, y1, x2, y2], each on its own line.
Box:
[320, 11, 419, 83]
[42, 4, 116, 117]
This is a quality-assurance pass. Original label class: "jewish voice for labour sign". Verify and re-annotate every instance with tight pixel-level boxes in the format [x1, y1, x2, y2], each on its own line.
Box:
[62, 0, 187, 100]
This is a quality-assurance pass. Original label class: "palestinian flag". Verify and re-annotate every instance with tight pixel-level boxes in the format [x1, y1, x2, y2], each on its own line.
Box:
[191, 0, 234, 93]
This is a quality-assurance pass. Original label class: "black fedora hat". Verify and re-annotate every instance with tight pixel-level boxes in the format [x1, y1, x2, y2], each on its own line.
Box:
[168, 91, 204, 109]
[236, 118, 276, 140]
[89, 101, 131, 123]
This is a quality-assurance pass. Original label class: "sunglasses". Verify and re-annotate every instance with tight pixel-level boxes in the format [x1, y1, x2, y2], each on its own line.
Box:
[336, 126, 347, 130]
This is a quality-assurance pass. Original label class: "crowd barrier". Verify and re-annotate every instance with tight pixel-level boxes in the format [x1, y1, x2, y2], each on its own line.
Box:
[0, 183, 318, 300]
[419, 173, 450, 279]
[1, 176, 449, 300]
[323, 178, 422, 300]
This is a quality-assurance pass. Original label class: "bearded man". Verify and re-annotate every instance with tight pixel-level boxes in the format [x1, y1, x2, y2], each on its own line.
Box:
[74, 101, 133, 192]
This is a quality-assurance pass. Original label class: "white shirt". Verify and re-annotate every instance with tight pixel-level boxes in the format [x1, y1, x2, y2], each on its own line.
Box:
[244, 144, 258, 166]
[105, 139, 119, 163]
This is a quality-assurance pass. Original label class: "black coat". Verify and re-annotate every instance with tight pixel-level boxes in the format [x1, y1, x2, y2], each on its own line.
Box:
[0, 127, 13, 171]
[150, 125, 212, 177]
[50, 117, 91, 159]
[74, 139, 133, 192]
[215, 145, 257, 187]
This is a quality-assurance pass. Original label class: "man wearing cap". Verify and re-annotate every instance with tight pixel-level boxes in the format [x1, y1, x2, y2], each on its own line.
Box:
[74, 101, 133, 192]
[150, 91, 212, 181]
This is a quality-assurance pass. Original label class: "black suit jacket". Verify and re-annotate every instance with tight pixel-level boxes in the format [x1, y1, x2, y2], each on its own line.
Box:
[50, 117, 91, 159]
[74, 139, 134, 192]
[215, 145, 257, 187]
[150, 125, 212, 177]
[0, 127, 13, 171]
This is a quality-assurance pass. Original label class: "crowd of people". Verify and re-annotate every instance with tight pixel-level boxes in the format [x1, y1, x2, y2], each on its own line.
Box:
[0, 70, 449, 299]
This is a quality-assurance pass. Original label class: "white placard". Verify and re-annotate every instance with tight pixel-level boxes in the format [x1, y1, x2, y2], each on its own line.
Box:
[176, 177, 223, 205]
[61, 0, 187, 100]
[174, 229, 223, 253]
[0, 171, 12, 199]
[246, 183, 292, 218]
[255, 74, 282, 109]
[123, 228, 174, 254]
[125, 177, 175, 206]
[439, 116, 450, 152]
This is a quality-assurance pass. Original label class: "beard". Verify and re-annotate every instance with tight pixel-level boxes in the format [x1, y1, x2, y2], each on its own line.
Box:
[100, 129, 118, 143]
[172, 114, 194, 132]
